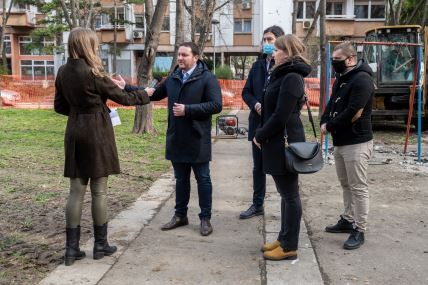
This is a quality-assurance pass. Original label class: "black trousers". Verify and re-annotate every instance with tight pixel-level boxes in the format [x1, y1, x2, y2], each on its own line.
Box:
[252, 142, 266, 207]
[272, 173, 302, 251]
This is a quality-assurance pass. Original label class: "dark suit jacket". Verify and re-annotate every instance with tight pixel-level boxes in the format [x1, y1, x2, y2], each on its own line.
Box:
[149, 60, 222, 163]
[54, 58, 150, 178]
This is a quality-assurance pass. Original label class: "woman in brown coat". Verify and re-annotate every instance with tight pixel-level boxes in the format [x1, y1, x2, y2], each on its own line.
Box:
[54, 28, 151, 266]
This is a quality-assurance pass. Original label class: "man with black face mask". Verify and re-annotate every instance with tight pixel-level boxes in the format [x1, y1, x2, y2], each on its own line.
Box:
[321, 42, 374, 250]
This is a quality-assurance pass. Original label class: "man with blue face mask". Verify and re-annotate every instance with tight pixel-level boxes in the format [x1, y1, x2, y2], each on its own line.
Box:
[240, 25, 284, 219]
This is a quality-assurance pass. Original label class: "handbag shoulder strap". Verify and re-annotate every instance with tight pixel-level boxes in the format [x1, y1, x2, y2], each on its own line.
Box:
[304, 94, 317, 139]
[298, 75, 317, 139]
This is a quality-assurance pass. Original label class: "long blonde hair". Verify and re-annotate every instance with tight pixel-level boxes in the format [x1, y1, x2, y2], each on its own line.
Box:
[68, 27, 106, 78]
[274, 34, 310, 65]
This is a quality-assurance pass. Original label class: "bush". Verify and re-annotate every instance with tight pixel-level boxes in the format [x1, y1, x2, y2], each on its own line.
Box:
[214, 66, 233, 79]
[153, 68, 169, 78]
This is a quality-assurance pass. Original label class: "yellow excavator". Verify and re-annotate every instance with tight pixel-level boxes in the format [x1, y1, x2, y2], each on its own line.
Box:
[363, 25, 427, 131]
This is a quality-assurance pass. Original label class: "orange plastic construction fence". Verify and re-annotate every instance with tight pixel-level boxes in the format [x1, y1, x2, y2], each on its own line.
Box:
[1, 75, 325, 109]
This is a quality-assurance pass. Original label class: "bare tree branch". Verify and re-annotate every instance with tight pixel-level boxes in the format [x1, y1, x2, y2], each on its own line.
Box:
[59, 0, 73, 29]
[304, 3, 321, 44]
[85, 0, 95, 29]
[215, 0, 231, 11]
[406, 0, 425, 24]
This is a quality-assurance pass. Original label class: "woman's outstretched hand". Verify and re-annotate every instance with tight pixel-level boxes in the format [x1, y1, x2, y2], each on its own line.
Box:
[110, 74, 126, 90]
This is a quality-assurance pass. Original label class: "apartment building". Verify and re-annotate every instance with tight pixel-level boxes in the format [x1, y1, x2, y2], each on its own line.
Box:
[0, 1, 54, 80]
[1, 0, 386, 80]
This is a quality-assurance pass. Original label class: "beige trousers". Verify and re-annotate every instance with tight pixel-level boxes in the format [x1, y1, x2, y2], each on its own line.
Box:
[334, 140, 373, 232]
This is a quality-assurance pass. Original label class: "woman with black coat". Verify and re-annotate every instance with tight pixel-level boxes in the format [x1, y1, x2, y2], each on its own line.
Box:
[253, 34, 311, 261]
[54, 28, 151, 266]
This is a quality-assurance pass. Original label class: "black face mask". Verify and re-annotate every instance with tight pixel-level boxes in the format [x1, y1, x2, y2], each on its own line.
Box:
[331, 58, 348, 74]
[331, 56, 355, 74]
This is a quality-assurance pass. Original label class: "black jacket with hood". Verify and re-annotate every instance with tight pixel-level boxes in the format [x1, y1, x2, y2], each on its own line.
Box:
[255, 59, 311, 175]
[320, 59, 374, 146]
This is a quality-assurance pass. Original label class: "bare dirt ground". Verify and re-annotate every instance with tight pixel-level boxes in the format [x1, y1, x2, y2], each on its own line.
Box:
[300, 121, 428, 284]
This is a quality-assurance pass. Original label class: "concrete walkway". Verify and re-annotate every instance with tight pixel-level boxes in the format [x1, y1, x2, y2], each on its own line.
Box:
[39, 110, 323, 285]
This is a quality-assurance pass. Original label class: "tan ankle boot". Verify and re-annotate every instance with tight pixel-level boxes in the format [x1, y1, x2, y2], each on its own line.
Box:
[261, 240, 280, 252]
[263, 245, 298, 261]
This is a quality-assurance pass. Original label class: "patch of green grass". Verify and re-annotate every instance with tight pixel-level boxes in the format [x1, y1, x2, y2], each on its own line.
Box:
[0, 232, 22, 251]
[22, 217, 33, 228]
[33, 192, 59, 204]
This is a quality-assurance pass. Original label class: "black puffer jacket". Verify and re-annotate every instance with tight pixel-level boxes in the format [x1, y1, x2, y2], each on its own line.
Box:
[321, 59, 374, 146]
[150, 60, 222, 163]
[255, 59, 311, 175]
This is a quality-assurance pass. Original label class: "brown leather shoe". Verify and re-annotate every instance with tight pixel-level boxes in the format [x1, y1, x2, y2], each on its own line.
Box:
[261, 240, 281, 252]
[263, 245, 298, 261]
[200, 219, 213, 236]
[161, 215, 189, 231]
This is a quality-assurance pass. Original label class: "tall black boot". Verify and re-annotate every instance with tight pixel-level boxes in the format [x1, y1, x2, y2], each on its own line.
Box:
[93, 223, 117, 260]
[65, 226, 86, 266]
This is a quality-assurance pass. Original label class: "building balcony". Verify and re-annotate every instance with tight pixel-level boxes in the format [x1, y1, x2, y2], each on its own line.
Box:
[296, 16, 385, 39]
[2, 11, 36, 27]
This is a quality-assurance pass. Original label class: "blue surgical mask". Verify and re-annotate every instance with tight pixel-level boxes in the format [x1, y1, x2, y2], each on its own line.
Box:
[263, 43, 275, 55]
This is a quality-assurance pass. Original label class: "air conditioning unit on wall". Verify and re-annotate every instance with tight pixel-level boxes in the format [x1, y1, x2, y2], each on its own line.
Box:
[303, 20, 312, 29]
[242, 2, 251, 10]
[133, 31, 143, 38]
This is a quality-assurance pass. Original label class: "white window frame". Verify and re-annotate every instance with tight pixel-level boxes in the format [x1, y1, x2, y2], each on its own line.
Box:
[161, 16, 170, 32]
[354, 0, 385, 21]
[134, 14, 144, 30]
[326, 1, 345, 16]
[96, 6, 126, 29]
[3, 34, 11, 55]
[234, 18, 252, 34]
[297, 1, 317, 20]
[19, 36, 55, 56]
[20, 60, 55, 81]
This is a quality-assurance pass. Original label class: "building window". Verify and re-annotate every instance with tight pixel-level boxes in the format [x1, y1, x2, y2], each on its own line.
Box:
[134, 15, 144, 29]
[297, 1, 316, 19]
[19, 36, 54, 56]
[234, 19, 252, 33]
[20, 60, 55, 80]
[355, 0, 385, 19]
[162, 16, 170, 32]
[95, 7, 126, 29]
[326, 1, 344, 15]
[3, 34, 11, 54]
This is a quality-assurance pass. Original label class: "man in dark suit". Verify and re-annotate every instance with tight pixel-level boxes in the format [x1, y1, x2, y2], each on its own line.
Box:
[240, 26, 284, 219]
[148, 42, 222, 236]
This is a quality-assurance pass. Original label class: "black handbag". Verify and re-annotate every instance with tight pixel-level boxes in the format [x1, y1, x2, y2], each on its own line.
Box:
[284, 95, 324, 174]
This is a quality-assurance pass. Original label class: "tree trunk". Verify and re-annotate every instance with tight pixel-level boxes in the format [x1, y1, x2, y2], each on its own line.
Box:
[170, 0, 184, 72]
[197, 0, 216, 56]
[113, 0, 117, 74]
[421, 0, 428, 28]
[191, 0, 196, 42]
[394, 0, 404, 24]
[304, 4, 321, 44]
[0, 0, 13, 73]
[292, 0, 298, 34]
[319, 0, 326, 116]
[241, 56, 247, 80]
[133, 0, 169, 135]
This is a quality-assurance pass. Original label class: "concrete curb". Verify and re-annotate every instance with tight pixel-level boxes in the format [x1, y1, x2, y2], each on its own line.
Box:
[38, 173, 175, 285]
[264, 182, 324, 285]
